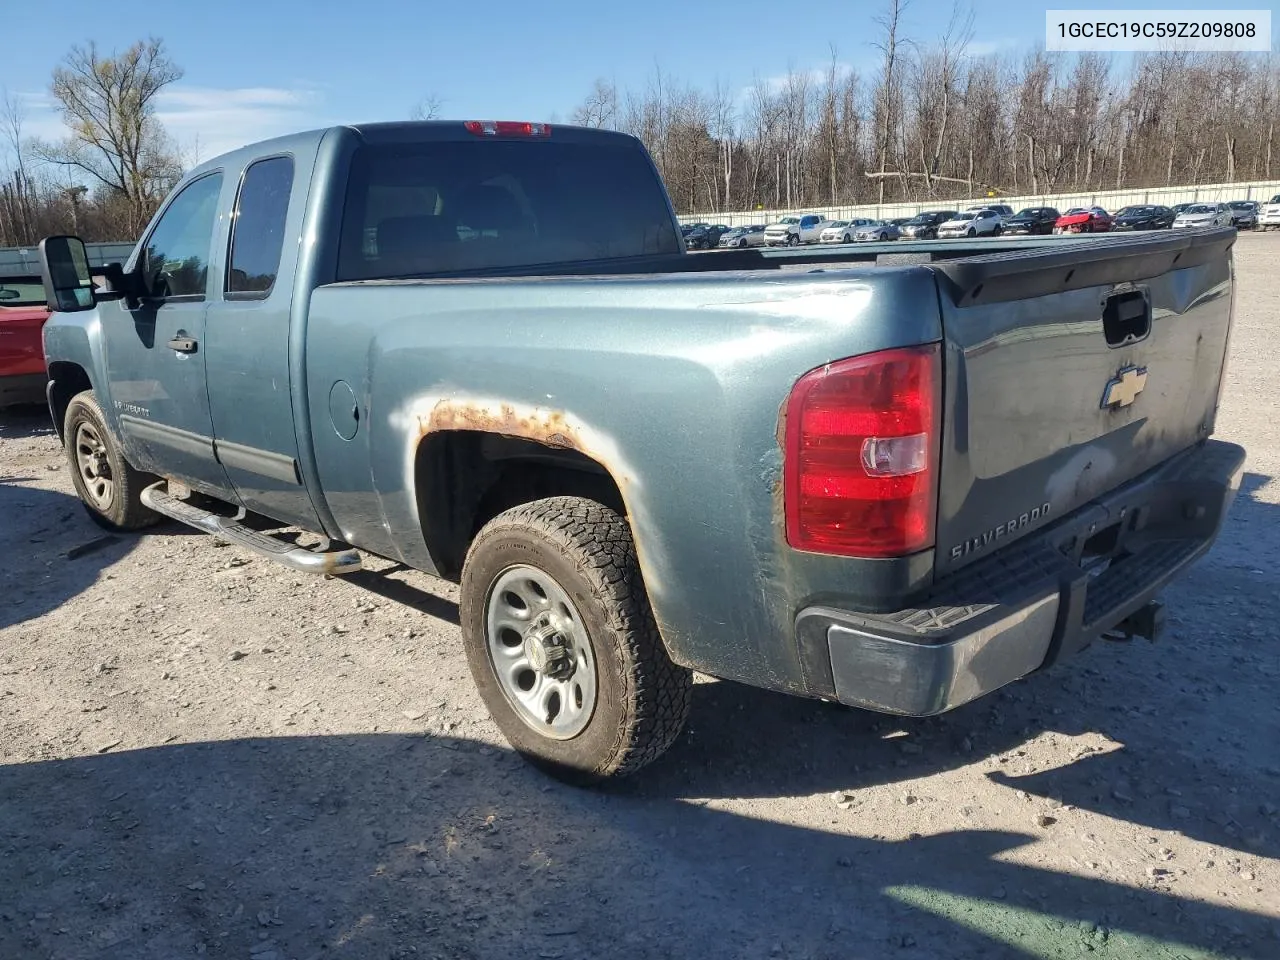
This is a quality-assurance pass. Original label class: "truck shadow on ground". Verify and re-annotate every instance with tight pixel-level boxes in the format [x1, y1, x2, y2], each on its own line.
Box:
[626, 472, 1279, 864]
[0, 401, 55, 441]
[0, 479, 139, 630]
[1, 731, 1275, 960]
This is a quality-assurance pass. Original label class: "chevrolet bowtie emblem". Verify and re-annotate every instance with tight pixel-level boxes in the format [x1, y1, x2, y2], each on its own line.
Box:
[1101, 365, 1148, 409]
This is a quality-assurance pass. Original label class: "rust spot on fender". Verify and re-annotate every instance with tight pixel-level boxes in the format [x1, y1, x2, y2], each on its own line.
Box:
[418, 400, 584, 452]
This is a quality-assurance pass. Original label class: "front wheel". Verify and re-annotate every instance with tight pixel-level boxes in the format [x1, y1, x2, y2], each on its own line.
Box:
[460, 497, 693, 784]
[63, 390, 161, 531]
[992, 225, 1002, 236]
[786, 234, 799, 247]
[966, 228, 976, 237]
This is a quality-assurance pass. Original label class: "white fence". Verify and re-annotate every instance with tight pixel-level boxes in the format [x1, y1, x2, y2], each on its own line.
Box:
[678, 179, 1280, 227]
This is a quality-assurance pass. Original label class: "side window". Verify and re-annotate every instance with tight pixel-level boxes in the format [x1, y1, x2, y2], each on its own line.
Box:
[141, 173, 223, 300]
[227, 156, 294, 299]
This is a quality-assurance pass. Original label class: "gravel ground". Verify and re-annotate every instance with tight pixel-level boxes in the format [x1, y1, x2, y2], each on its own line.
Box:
[2, 233, 1278, 960]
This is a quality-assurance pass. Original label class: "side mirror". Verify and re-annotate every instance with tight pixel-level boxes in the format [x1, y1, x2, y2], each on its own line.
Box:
[39, 235, 96, 313]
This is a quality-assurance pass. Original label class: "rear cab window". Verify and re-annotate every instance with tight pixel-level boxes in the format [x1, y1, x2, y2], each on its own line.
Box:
[227, 155, 294, 299]
[336, 134, 681, 280]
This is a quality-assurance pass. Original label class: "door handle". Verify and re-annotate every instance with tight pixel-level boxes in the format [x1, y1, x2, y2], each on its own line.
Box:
[167, 334, 198, 354]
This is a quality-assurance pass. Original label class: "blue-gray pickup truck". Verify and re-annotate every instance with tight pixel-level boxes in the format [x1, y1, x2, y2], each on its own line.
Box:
[36, 120, 1243, 783]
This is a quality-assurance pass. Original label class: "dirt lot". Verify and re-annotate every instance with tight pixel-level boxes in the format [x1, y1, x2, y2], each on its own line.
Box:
[2, 233, 1278, 960]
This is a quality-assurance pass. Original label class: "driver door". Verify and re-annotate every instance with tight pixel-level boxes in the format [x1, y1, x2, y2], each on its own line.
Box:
[100, 171, 235, 499]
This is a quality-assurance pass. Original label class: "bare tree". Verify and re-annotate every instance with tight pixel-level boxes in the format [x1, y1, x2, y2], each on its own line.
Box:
[570, 79, 617, 128]
[33, 38, 183, 237]
[870, 0, 910, 202]
[411, 93, 445, 121]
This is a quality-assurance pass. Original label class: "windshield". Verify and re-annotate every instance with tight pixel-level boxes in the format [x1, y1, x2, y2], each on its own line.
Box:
[0, 278, 46, 307]
[1064, 208, 1087, 215]
[1229, 201, 1254, 209]
[950, 212, 976, 221]
[1014, 209, 1039, 217]
[777, 217, 799, 225]
[827, 221, 848, 228]
[1117, 206, 1153, 216]
[1185, 205, 1214, 214]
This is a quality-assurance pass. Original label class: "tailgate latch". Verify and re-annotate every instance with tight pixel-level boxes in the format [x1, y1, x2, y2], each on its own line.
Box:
[1103, 288, 1151, 347]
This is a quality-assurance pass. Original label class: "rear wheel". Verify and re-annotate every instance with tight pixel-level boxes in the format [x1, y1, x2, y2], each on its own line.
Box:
[63, 390, 160, 531]
[460, 497, 693, 784]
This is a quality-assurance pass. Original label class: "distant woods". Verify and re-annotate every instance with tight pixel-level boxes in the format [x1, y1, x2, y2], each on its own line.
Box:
[5, 12, 1279, 247]
[568, 6, 1279, 213]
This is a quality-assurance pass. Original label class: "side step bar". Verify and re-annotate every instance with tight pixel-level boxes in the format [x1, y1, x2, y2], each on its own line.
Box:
[141, 482, 362, 575]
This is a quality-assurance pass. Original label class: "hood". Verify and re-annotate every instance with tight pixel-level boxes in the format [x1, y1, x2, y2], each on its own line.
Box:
[1055, 212, 1094, 225]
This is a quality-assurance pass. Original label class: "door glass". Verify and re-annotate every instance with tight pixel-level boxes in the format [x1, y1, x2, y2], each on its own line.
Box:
[141, 173, 223, 300]
[227, 156, 294, 298]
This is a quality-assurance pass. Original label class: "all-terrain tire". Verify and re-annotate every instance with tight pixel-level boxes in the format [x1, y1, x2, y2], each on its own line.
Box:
[460, 496, 692, 784]
[63, 390, 161, 531]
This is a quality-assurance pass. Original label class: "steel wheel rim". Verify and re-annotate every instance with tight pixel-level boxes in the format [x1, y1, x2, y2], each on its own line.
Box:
[74, 422, 114, 511]
[485, 564, 598, 740]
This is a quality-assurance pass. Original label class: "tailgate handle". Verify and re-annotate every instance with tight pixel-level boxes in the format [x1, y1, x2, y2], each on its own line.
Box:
[1103, 290, 1150, 347]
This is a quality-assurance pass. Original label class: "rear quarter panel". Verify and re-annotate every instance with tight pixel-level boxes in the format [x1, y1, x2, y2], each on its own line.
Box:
[304, 268, 943, 694]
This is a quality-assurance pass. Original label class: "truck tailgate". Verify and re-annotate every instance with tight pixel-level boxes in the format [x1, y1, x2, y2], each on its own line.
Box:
[930, 227, 1235, 574]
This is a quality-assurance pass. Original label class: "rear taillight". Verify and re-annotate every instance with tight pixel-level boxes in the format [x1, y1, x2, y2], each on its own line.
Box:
[464, 120, 551, 138]
[783, 344, 941, 558]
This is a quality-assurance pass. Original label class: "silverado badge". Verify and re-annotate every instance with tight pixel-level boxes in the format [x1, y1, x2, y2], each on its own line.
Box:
[1101, 365, 1148, 409]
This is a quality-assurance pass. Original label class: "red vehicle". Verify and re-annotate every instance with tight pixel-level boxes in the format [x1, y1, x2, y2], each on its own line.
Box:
[0, 275, 51, 408]
[1053, 206, 1112, 234]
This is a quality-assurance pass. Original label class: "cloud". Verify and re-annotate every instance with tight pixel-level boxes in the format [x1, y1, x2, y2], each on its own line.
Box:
[154, 86, 326, 162]
[735, 62, 855, 111]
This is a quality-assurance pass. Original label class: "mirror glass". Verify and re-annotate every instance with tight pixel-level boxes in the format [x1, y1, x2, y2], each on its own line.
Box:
[40, 235, 96, 312]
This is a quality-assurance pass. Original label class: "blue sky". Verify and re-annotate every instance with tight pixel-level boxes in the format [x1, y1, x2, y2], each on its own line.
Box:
[0, 0, 1238, 162]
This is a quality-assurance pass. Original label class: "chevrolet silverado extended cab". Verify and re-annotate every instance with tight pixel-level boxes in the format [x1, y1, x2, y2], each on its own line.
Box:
[37, 120, 1243, 783]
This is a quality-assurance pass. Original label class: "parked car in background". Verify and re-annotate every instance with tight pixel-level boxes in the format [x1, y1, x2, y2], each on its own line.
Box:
[889, 217, 913, 229]
[1002, 207, 1061, 236]
[899, 210, 957, 240]
[1054, 207, 1112, 234]
[682, 223, 731, 250]
[718, 224, 767, 248]
[1173, 203, 1232, 228]
[853, 220, 900, 241]
[0, 275, 51, 408]
[937, 208, 1002, 238]
[680, 223, 707, 248]
[764, 214, 830, 246]
[967, 203, 1014, 225]
[1111, 205, 1175, 231]
[1259, 194, 1280, 230]
[1170, 203, 1193, 217]
[1227, 201, 1259, 229]
[818, 219, 874, 243]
